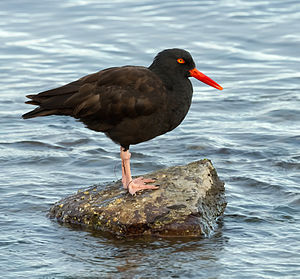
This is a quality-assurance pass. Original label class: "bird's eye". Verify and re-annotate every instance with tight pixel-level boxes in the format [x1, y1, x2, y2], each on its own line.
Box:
[177, 58, 185, 64]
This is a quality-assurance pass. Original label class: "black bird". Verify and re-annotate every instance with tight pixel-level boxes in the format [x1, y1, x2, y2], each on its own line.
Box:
[22, 48, 223, 194]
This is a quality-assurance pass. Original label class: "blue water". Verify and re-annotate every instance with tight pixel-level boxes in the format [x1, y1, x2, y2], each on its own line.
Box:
[1, 0, 300, 278]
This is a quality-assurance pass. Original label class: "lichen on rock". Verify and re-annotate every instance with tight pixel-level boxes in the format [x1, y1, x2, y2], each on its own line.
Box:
[48, 159, 226, 237]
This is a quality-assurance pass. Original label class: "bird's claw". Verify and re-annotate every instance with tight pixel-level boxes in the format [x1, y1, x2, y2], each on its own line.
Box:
[128, 177, 159, 195]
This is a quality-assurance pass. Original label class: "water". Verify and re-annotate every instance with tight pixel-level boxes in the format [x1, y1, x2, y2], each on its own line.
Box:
[1, 0, 299, 278]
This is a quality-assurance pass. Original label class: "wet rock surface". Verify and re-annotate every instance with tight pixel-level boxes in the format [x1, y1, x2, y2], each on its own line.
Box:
[48, 159, 226, 237]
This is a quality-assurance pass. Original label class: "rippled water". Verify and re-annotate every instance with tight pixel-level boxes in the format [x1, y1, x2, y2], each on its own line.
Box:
[1, 0, 300, 278]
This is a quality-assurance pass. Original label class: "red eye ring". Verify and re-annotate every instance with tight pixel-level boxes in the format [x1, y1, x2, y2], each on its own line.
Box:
[177, 58, 185, 64]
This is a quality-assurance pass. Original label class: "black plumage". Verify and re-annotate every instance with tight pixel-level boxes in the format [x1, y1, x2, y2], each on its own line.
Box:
[23, 48, 222, 194]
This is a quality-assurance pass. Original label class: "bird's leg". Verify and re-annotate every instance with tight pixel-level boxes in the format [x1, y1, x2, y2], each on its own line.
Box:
[120, 147, 159, 195]
[120, 146, 131, 189]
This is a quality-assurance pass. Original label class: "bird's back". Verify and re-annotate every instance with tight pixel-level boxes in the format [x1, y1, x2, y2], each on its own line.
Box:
[22, 66, 177, 147]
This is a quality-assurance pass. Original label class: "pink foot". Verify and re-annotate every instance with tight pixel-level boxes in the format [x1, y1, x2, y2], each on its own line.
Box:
[128, 177, 159, 195]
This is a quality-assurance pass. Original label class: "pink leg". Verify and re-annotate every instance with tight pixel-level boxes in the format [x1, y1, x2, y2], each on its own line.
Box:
[120, 147, 159, 195]
[121, 147, 127, 188]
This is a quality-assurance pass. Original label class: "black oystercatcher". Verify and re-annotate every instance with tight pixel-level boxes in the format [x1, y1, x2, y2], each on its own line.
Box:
[22, 48, 222, 195]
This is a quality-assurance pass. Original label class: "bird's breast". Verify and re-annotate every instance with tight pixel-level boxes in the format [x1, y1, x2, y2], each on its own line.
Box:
[164, 81, 193, 132]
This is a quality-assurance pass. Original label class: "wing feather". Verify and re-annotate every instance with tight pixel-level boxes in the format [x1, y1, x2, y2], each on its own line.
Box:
[22, 66, 167, 132]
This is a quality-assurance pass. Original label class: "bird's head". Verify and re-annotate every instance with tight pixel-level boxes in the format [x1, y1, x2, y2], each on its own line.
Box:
[150, 48, 223, 90]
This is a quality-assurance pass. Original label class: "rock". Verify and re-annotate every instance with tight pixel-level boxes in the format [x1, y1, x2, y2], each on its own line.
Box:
[48, 159, 226, 237]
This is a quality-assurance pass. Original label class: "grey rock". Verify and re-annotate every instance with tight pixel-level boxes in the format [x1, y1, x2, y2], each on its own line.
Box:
[48, 159, 226, 237]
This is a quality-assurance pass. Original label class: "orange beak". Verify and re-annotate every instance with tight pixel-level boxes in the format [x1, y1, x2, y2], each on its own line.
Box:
[189, 68, 223, 90]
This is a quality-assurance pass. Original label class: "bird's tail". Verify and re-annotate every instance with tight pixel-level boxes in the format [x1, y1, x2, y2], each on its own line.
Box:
[22, 103, 57, 119]
[22, 81, 81, 119]
[22, 94, 72, 119]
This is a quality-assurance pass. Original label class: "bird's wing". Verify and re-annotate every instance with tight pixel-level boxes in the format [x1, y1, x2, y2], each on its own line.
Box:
[23, 66, 167, 132]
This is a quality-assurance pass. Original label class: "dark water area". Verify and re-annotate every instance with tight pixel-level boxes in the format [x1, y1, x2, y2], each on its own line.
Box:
[1, 0, 300, 278]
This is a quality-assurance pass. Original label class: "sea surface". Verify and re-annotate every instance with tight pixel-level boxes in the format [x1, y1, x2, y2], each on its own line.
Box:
[0, 0, 299, 278]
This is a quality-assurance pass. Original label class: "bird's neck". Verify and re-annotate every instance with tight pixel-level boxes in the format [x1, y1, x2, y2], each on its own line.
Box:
[148, 64, 188, 91]
[149, 63, 193, 132]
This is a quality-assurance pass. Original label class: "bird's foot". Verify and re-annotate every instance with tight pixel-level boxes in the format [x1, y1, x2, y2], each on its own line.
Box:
[128, 177, 158, 195]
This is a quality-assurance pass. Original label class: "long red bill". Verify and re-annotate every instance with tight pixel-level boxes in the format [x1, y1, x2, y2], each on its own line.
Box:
[189, 68, 223, 90]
